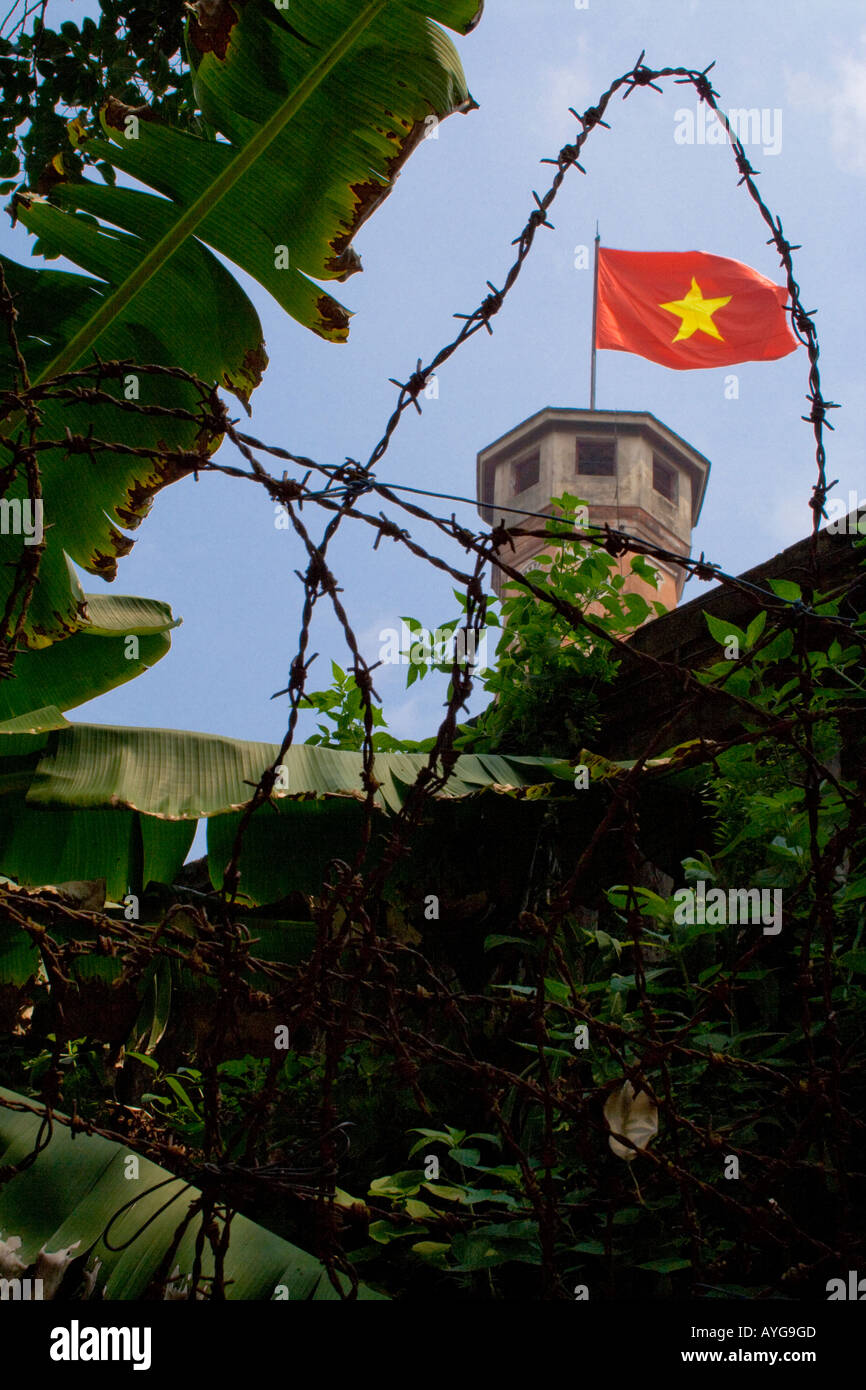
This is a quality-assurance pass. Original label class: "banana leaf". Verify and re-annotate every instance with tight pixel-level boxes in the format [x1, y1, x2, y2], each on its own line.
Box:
[0, 251, 265, 646]
[0, 797, 196, 901]
[0, 594, 179, 721]
[19, 726, 560, 816]
[0, 720, 560, 899]
[1, 0, 478, 645]
[0, 1087, 387, 1299]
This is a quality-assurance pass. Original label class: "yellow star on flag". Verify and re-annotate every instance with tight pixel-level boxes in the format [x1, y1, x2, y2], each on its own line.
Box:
[659, 277, 732, 342]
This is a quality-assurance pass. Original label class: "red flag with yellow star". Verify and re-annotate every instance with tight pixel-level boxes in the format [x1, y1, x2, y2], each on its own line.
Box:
[595, 248, 798, 369]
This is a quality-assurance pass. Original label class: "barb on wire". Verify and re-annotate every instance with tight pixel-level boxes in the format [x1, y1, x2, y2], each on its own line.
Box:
[0, 49, 859, 1306]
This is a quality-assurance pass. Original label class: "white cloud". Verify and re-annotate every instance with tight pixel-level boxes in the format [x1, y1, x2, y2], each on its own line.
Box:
[786, 34, 866, 176]
[532, 40, 593, 136]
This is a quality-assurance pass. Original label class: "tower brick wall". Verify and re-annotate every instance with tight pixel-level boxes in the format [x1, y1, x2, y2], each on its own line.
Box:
[477, 408, 711, 622]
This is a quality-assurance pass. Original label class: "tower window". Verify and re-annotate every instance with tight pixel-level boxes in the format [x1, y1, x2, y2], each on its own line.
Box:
[576, 440, 616, 476]
[652, 455, 678, 504]
[513, 454, 540, 494]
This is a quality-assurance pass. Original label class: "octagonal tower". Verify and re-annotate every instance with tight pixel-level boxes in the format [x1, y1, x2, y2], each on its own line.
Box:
[476, 408, 711, 613]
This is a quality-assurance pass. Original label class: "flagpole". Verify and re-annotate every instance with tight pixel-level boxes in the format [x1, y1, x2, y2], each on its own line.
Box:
[590, 224, 600, 410]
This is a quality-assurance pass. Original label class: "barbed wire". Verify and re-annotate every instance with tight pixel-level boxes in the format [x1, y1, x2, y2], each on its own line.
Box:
[0, 49, 862, 1302]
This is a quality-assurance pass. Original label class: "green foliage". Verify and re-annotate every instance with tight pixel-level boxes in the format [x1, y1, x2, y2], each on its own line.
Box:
[1, 557, 864, 1298]
[303, 662, 405, 751]
[2, 0, 476, 644]
[1, 4, 863, 1303]
[0, 1082, 387, 1299]
[316, 561, 865, 1299]
[0, 1, 195, 192]
[305, 495, 666, 760]
[458, 496, 661, 757]
[363, 1129, 540, 1285]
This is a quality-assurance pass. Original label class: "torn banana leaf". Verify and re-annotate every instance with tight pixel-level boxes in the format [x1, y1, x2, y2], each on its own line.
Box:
[0, 722, 558, 899]
[1, 0, 478, 643]
[0, 1087, 387, 1299]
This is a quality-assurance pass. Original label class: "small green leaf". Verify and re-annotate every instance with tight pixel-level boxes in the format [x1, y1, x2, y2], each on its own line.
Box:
[422, 1183, 467, 1202]
[638, 1257, 692, 1273]
[484, 934, 536, 951]
[705, 612, 745, 648]
[369, 1171, 422, 1198]
[411, 1241, 450, 1260]
[449, 1147, 481, 1167]
[768, 578, 802, 603]
[745, 610, 767, 647]
[368, 1220, 419, 1244]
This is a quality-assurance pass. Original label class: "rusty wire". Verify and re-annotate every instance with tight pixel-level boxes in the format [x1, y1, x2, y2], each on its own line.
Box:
[0, 52, 862, 1301]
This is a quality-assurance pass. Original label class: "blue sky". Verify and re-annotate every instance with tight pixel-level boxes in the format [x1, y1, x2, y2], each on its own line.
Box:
[2, 0, 864, 752]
